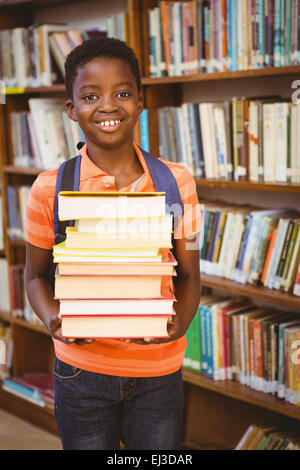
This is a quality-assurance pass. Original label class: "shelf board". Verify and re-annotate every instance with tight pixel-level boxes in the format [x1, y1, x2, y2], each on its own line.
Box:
[5, 84, 66, 94]
[9, 238, 25, 247]
[12, 317, 49, 335]
[0, 310, 11, 323]
[4, 66, 300, 92]
[201, 273, 300, 310]
[0, 386, 57, 435]
[4, 165, 42, 176]
[195, 179, 300, 193]
[142, 65, 300, 85]
[182, 369, 300, 421]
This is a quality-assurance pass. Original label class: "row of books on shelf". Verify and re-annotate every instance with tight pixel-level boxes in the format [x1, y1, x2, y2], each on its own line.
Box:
[147, 0, 300, 77]
[9, 264, 42, 325]
[235, 423, 300, 450]
[10, 101, 149, 170]
[10, 99, 83, 170]
[106, 11, 130, 43]
[157, 97, 300, 183]
[0, 10, 132, 89]
[184, 295, 300, 406]
[0, 258, 40, 325]
[2, 373, 54, 410]
[200, 203, 300, 296]
[0, 24, 106, 88]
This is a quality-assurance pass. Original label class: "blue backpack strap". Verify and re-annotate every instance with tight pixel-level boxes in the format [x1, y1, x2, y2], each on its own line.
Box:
[53, 155, 81, 244]
[137, 146, 184, 229]
[49, 155, 81, 287]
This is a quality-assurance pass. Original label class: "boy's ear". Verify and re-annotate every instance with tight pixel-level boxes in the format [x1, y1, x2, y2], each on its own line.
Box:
[66, 99, 78, 122]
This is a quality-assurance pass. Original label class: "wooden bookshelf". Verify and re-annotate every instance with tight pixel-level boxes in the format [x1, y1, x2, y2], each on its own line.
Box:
[182, 369, 300, 421]
[201, 273, 300, 310]
[195, 179, 300, 193]
[4, 165, 42, 176]
[142, 65, 300, 85]
[0, 0, 300, 451]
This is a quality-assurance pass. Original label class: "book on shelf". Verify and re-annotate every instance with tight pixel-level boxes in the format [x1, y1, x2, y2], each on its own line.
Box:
[235, 424, 300, 450]
[2, 373, 54, 409]
[0, 259, 11, 313]
[154, 97, 300, 183]
[183, 294, 300, 406]
[147, 0, 300, 78]
[28, 98, 83, 170]
[0, 321, 13, 380]
[0, 24, 106, 88]
[293, 259, 300, 296]
[0, 195, 4, 250]
[199, 201, 300, 294]
[54, 191, 177, 339]
[10, 105, 82, 170]
[8, 264, 42, 325]
[106, 11, 130, 43]
[7, 185, 31, 241]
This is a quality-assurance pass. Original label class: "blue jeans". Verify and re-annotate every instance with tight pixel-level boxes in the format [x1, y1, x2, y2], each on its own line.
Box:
[53, 358, 183, 450]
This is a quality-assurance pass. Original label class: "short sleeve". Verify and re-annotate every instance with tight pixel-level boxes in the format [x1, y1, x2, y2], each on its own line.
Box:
[172, 166, 202, 240]
[25, 173, 56, 250]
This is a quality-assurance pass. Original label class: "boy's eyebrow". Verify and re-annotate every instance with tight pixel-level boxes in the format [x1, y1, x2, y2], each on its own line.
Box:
[79, 81, 134, 91]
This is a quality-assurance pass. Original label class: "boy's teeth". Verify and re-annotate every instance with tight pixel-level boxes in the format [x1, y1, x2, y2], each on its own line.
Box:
[100, 120, 120, 127]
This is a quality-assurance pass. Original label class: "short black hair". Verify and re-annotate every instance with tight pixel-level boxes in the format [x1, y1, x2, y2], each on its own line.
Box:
[64, 37, 141, 99]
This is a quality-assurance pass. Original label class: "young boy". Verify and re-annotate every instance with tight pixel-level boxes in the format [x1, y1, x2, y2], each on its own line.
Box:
[25, 37, 201, 450]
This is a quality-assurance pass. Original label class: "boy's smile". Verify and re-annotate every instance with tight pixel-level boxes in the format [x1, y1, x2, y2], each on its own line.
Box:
[67, 57, 143, 149]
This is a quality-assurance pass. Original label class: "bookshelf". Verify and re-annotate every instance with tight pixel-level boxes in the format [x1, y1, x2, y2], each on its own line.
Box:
[0, 0, 299, 451]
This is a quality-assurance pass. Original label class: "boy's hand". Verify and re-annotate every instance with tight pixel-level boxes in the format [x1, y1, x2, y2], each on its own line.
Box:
[47, 313, 95, 346]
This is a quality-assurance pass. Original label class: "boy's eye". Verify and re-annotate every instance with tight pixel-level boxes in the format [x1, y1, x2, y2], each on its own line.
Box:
[116, 91, 131, 98]
[82, 94, 98, 101]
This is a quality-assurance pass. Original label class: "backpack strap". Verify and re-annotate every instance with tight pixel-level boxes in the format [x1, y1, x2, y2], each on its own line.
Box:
[137, 145, 184, 229]
[53, 154, 81, 245]
[49, 155, 81, 287]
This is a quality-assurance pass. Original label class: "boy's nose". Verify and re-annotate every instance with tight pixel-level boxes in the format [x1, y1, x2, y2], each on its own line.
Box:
[99, 95, 118, 112]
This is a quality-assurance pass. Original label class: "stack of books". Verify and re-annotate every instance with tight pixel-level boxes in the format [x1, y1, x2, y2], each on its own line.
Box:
[53, 191, 177, 339]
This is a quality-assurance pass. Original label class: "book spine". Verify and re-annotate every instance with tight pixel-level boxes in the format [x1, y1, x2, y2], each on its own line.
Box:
[274, 0, 281, 66]
[273, 220, 295, 289]
[280, 222, 300, 291]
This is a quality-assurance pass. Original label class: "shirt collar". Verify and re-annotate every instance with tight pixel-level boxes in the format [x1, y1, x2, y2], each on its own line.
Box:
[78, 142, 153, 191]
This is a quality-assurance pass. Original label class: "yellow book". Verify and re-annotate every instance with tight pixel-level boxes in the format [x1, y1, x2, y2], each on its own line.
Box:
[65, 226, 172, 250]
[53, 241, 160, 257]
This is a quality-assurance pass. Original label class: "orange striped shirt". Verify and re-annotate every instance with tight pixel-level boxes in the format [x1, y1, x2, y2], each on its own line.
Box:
[25, 143, 201, 377]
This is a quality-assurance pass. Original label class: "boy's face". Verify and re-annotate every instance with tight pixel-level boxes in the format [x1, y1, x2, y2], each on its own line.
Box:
[66, 57, 143, 150]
